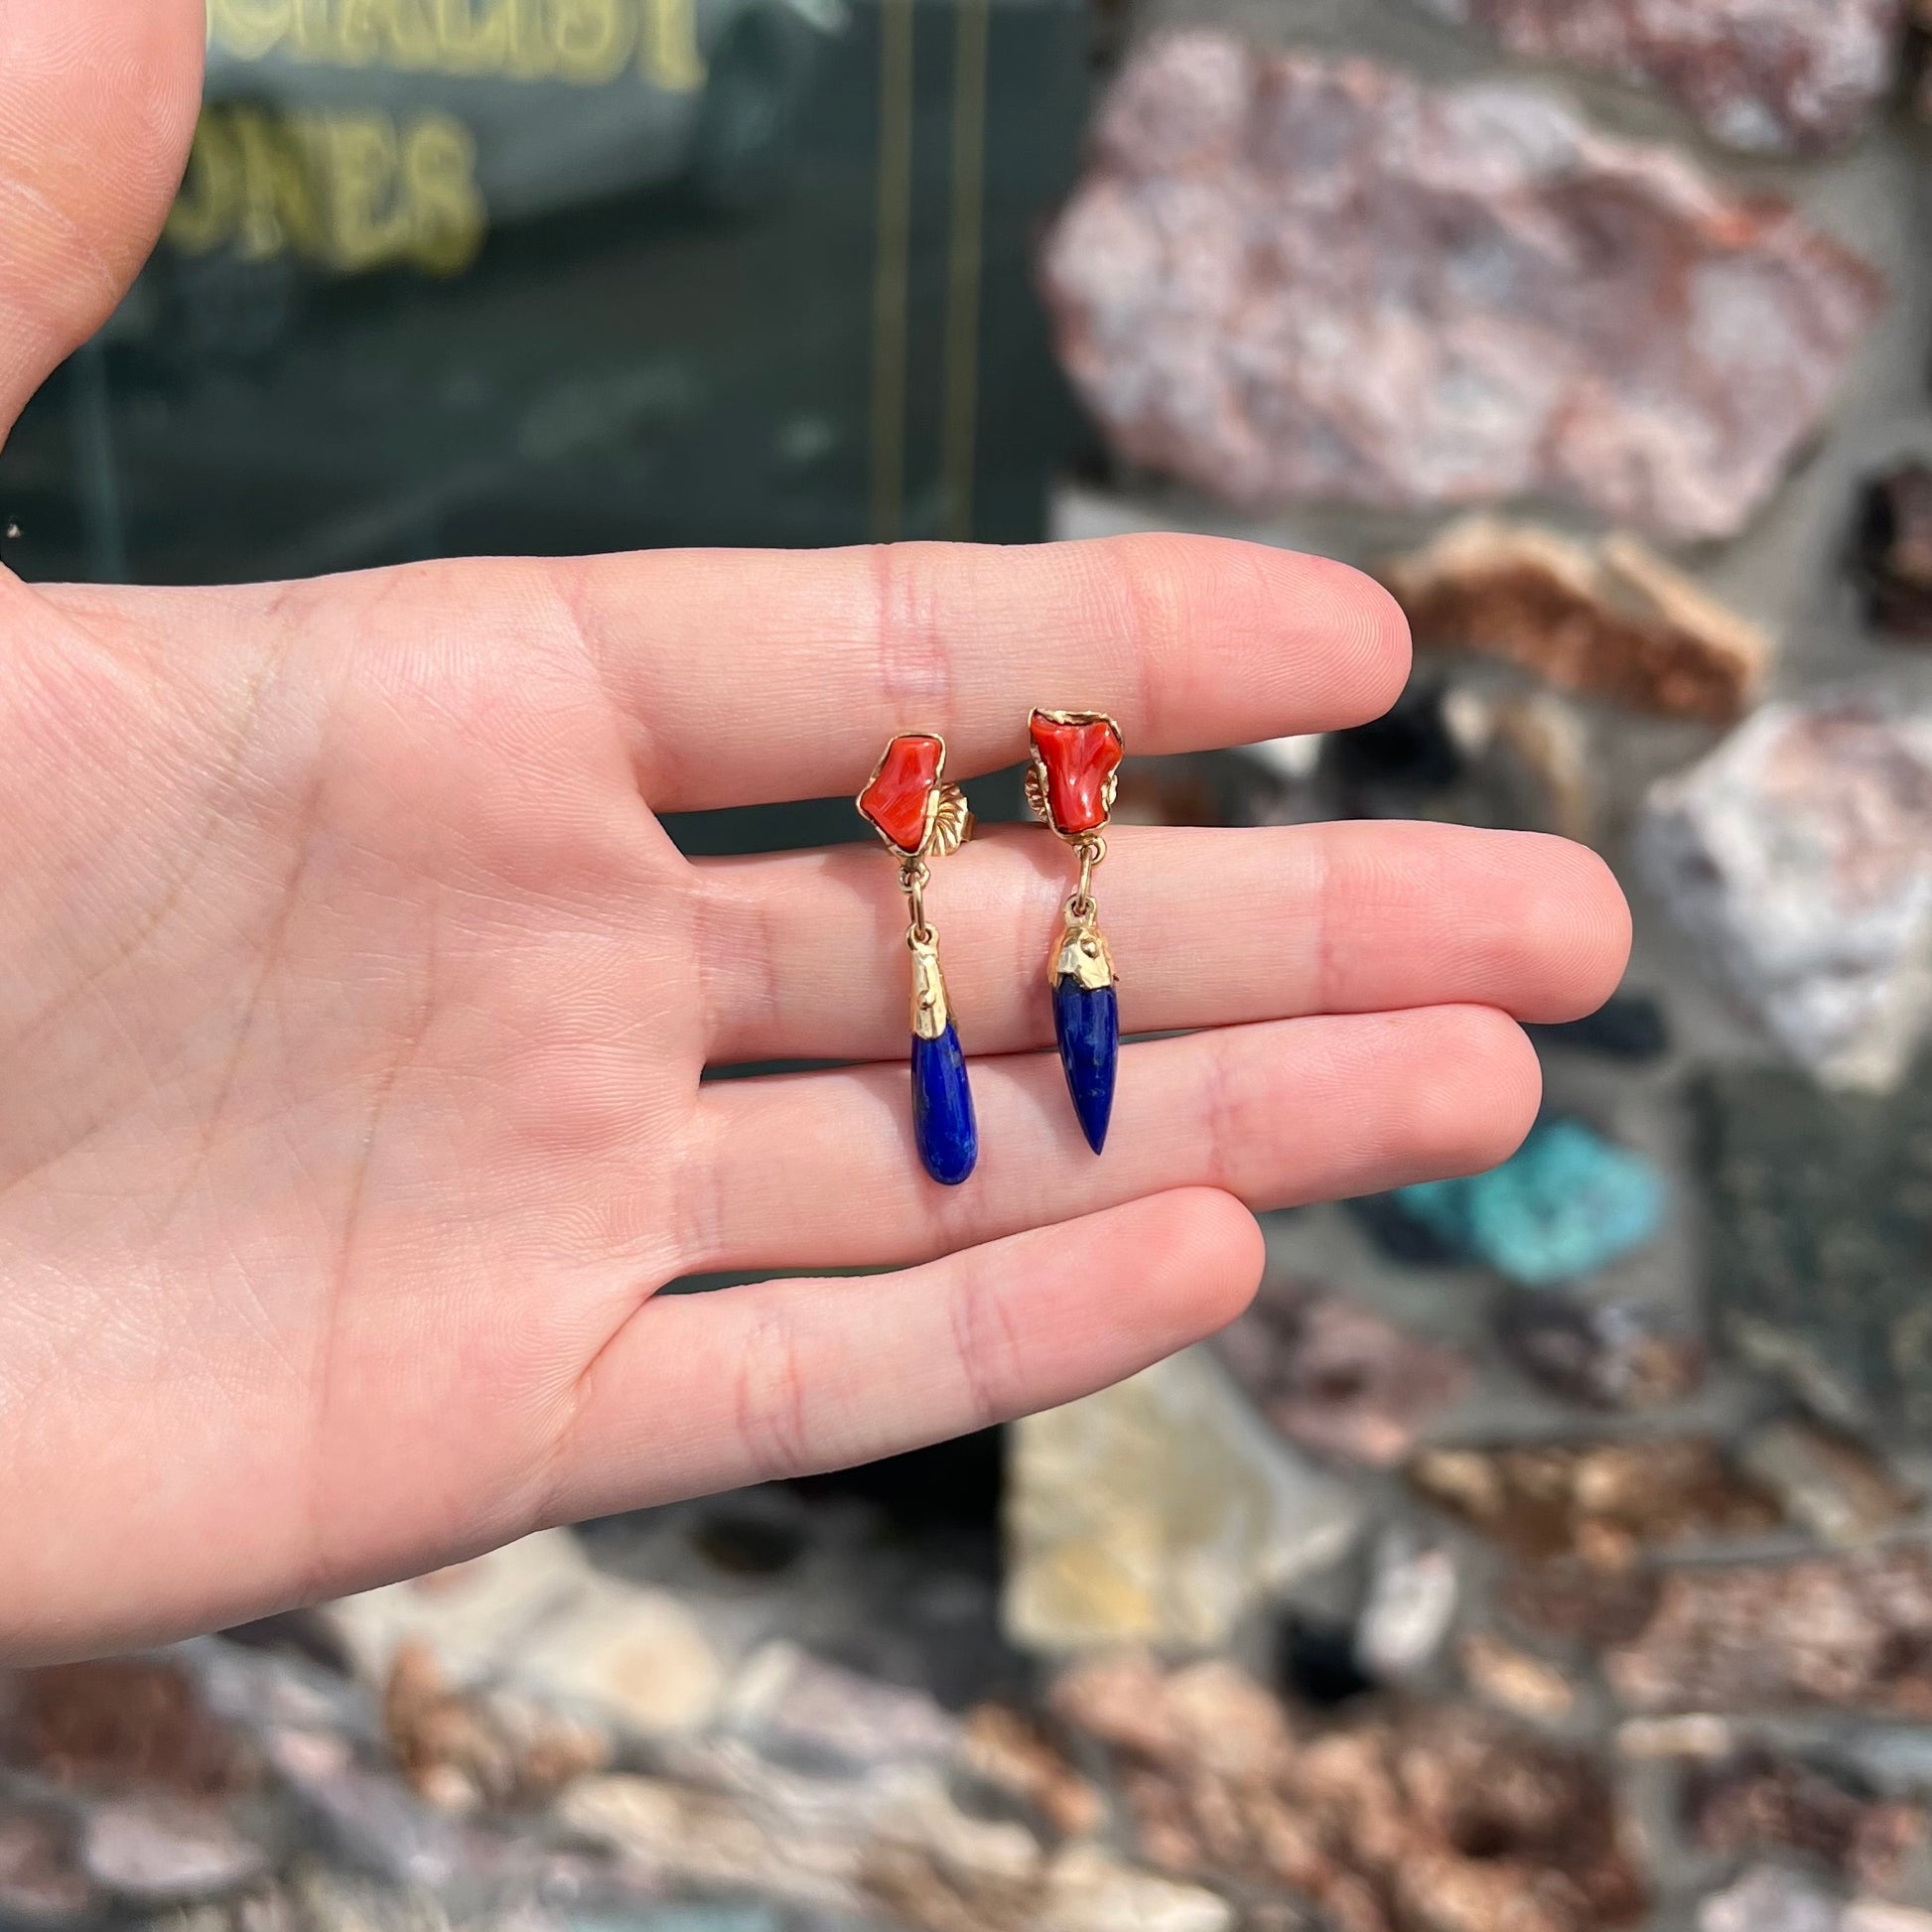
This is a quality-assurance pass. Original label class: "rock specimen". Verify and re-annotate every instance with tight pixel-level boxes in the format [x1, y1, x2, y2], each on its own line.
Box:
[958, 1706, 1106, 1840]
[1050, 1651, 1648, 1932]
[1216, 1284, 1471, 1467]
[1701, 1050, 1932, 1436]
[0, 1659, 257, 1798]
[1040, 34, 1879, 543]
[1411, 0, 1903, 154]
[1735, 1420, 1915, 1546]
[1391, 1119, 1668, 1287]
[380, 1639, 608, 1814]
[1604, 1546, 1932, 1715]
[1411, 1440, 1780, 1565]
[722, 1642, 958, 1773]
[1853, 461, 1932, 638]
[325, 1527, 728, 1741]
[1006, 1347, 1361, 1652]
[1504, 1563, 1663, 1651]
[1700, 1865, 1843, 1932]
[1498, 1292, 1705, 1412]
[0, 1810, 93, 1927]
[1643, 693, 1932, 1091]
[1529, 992, 1672, 1064]
[1458, 1633, 1577, 1724]
[1387, 517, 1770, 724]
[1355, 1532, 1460, 1682]
[76, 1796, 266, 1905]
[1687, 1745, 1926, 1890]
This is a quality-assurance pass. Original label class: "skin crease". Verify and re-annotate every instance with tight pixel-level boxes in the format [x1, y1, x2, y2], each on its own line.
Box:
[0, 0, 1632, 1662]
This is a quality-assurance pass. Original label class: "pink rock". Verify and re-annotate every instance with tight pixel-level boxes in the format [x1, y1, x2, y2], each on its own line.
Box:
[1414, 0, 1903, 155]
[1040, 34, 1881, 543]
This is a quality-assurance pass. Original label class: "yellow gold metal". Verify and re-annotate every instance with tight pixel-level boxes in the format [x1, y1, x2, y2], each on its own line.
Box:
[908, 926, 953, 1039]
[1050, 910, 1117, 992]
[927, 785, 974, 858]
[1023, 759, 1050, 828]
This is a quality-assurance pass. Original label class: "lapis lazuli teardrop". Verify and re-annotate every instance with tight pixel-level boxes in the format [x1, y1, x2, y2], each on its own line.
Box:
[1053, 981, 1119, 1155]
[912, 1022, 978, 1185]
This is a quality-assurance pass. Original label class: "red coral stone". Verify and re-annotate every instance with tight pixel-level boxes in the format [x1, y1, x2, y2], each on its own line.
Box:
[1030, 713, 1123, 836]
[859, 733, 944, 852]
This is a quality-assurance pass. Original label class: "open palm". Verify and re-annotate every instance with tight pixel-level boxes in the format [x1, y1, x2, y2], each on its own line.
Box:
[0, 0, 1629, 1661]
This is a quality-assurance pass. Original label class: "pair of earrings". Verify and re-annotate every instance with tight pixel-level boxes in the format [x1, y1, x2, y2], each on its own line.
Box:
[857, 710, 1125, 1186]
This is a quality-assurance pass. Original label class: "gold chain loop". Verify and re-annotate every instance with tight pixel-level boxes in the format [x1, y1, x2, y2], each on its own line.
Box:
[899, 857, 934, 945]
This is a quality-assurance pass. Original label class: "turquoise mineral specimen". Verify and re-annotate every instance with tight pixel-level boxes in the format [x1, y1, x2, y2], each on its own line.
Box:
[1392, 1118, 1666, 1287]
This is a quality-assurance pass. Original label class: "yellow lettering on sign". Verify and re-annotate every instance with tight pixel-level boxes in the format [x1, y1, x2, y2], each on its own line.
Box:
[166, 112, 242, 254]
[207, 0, 703, 85]
[641, 0, 704, 91]
[426, 0, 507, 69]
[504, 0, 556, 79]
[317, 114, 404, 268]
[231, 105, 328, 258]
[288, 0, 339, 58]
[553, 0, 633, 83]
[406, 114, 487, 271]
[164, 102, 486, 277]
[207, 0, 294, 60]
[337, 0, 442, 65]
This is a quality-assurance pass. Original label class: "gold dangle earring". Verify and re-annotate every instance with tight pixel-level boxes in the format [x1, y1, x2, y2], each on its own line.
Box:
[857, 734, 978, 1185]
[1026, 709, 1124, 1154]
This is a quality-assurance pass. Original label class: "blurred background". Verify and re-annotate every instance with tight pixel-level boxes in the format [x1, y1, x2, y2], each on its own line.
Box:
[4, 2, 1932, 1929]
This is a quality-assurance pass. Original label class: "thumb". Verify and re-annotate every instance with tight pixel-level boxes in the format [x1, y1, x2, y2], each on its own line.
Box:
[0, 0, 205, 442]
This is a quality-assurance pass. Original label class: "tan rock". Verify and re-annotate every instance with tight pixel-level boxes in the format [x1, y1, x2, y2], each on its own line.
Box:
[1458, 1634, 1577, 1725]
[380, 1640, 608, 1814]
[327, 1529, 726, 1740]
[725, 1641, 956, 1769]
[1605, 1546, 1932, 1716]
[1735, 1420, 1916, 1547]
[1845, 1905, 1932, 1932]
[1038, 1845, 1234, 1932]
[556, 1772, 864, 1912]
[1387, 517, 1769, 724]
[1411, 1440, 1781, 1566]
[1005, 1348, 1360, 1654]
[959, 1706, 1107, 1839]
[325, 1530, 590, 1683]
[1050, 1654, 1645, 1932]
[1614, 1715, 1735, 1761]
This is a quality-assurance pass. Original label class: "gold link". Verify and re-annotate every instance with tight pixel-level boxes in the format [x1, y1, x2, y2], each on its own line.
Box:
[899, 857, 933, 944]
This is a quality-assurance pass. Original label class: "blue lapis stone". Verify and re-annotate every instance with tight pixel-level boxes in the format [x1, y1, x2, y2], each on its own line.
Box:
[911, 1022, 978, 1185]
[1053, 981, 1119, 1155]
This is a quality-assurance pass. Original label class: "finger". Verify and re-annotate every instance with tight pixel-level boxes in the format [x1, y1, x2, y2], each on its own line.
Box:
[685, 1004, 1543, 1273]
[0, 0, 204, 438]
[695, 822, 1630, 1064]
[554, 533, 1410, 809]
[545, 1188, 1264, 1520]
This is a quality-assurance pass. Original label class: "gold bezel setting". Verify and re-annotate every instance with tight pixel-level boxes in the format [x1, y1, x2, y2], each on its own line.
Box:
[857, 732, 973, 860]
[1025, 707, 1124, 842]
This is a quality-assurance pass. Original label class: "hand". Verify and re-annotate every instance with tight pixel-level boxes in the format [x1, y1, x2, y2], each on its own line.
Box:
[0, 0, 1629, 1662]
